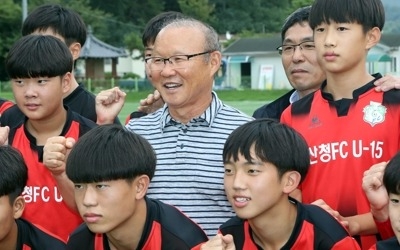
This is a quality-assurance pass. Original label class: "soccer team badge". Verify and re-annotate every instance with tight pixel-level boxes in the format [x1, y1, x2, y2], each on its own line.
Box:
[363, 101, 387, 127]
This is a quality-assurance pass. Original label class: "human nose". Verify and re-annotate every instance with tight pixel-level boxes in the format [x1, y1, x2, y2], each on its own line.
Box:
[160, 59, 178, 76]
[23, 83, 38, 98]
[82, 186, 97, 207]
[323, 27, 336, 48]
[231, 171, 246, 190]
[292, 45, 305, 62]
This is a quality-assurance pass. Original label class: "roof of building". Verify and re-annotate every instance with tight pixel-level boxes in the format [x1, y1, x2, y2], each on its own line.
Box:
[79, 27, 128, 59]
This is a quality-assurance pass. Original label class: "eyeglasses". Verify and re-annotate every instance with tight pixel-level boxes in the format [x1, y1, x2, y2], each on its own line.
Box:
[145, 51, 214, 71]
[276, 41, 315, 55]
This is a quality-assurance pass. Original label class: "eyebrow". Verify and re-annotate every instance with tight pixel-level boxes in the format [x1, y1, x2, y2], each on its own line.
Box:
[224, 159, 263, 166]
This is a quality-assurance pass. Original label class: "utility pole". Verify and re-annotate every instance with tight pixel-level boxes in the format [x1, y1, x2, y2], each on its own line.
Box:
[22, 0, 28, 23]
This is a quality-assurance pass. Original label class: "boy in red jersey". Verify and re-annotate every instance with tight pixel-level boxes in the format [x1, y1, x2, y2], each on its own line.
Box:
[280, 0, 400, 249]
[200, 119, 360, 250]
[65, 124, 208, 249]
[0, 145, 66, 250]
[0, 34, 96, 241]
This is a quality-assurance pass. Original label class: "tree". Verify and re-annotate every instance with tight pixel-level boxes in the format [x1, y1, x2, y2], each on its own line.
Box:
[124, 32, 144, 57]
[210, 0, 291, 34]
[290, 0, 313, 9]
[178, 0, 215, 23]
[86, 0, 164, 47]
[0, 0, 21, 80]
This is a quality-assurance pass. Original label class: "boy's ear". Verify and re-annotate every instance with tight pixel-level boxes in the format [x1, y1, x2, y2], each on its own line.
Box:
[13, 196, 25, 219]
[69, 42, 82, 61]
[366, 27, 381, 50]
[62, 72, 72, 94]
[134, 175, 150, 199]
[282, 171, 301, 194]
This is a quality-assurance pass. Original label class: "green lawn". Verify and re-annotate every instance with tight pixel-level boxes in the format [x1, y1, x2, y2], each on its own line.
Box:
[0, 89, 289, 121]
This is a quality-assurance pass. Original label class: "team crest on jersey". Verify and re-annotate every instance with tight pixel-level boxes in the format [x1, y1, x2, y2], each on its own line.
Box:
[363, 101, 387, 127]
[309, 115, 322, 128]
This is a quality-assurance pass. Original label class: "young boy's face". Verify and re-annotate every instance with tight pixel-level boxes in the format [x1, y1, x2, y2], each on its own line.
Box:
[313, 22, 371, 74]
[223, 150, 287, 220]
[388, 193, 400, 244]
[0, 195, 17, 243]
[73, 179, 137, 234]
[12, 76, 70, 121]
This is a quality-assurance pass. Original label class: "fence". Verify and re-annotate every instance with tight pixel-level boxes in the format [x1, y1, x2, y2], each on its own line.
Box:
[79, 78, 154, 93]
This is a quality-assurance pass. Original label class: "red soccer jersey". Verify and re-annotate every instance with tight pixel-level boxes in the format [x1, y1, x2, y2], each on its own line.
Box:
[218, 198, 360, 249]
[66, 197, 208, 250]
[281, 76, 400, 249]
[0, 98, 14, 115]
[8, 108, 96, 241]
[368, 236, 400, 249]
[16, 218, 66, 250]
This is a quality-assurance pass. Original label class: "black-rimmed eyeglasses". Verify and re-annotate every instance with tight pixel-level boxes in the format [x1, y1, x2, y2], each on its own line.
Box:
[145, 51, 215, 71]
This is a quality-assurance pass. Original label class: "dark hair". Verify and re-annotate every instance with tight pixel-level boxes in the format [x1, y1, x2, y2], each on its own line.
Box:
[142, 11, 186, 47]
[0, 146, 28, 205]
[22, 4, 87, 47]
[309, 0, 385, 32]
[223, 119, 310, 183]
[281, 6, 311, 41]
[66, 124, 157, 183]
[383, 152, 400, 195]
[5, 35, 73, 79]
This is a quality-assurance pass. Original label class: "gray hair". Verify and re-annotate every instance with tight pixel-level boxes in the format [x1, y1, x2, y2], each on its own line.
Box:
[162, 18, 221, 53]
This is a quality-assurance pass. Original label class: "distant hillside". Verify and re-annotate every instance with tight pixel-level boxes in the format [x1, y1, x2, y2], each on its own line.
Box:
[382, 0, 400, 33]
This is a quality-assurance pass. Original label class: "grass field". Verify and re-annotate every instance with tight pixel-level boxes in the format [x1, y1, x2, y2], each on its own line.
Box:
[0, 88, 289, 121]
